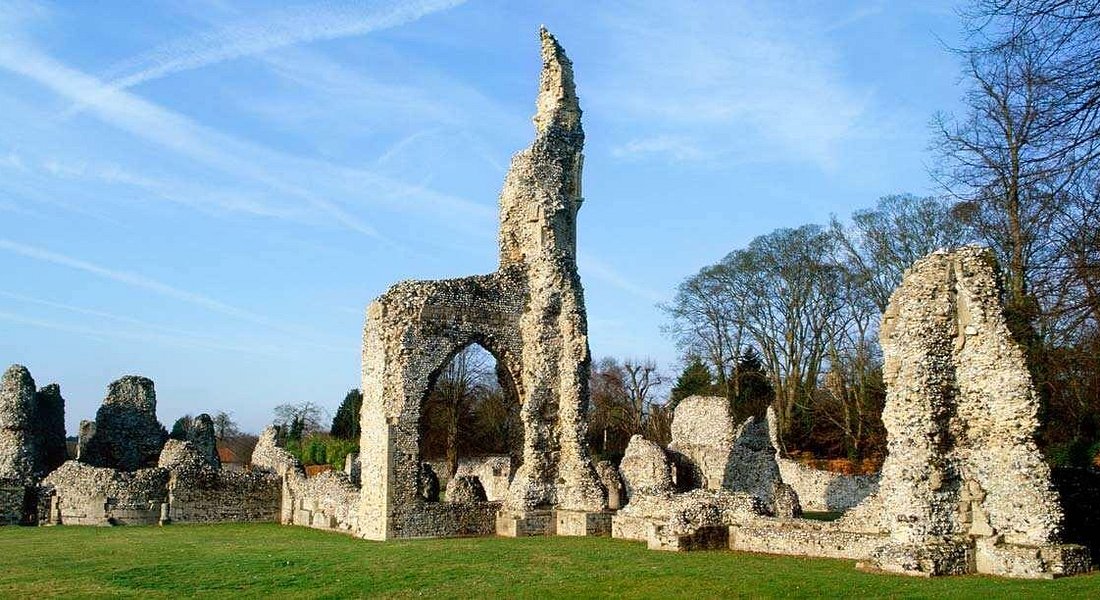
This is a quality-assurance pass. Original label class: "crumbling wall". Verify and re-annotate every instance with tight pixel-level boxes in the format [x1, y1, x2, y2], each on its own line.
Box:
[181, 413, 219, 468]
[82, 376, 168, 471]
[619, 435, 674, 503]
[33, 383, 67, 474]
[667, 396, 784, 509]
[357, 28, 604, 541]
[761, 407, 878, 512]
[613, 434, 767, 549]
[155, 439, 277, 523]
[0, 365, 38, 492]
[43, 461, 168, 525]
[1, 365, 65, 524]
[774, 459, 879, 512]
[863, 247, 1084, 578]
[454, 455, 512, 502]
[250, 425, 360, 533]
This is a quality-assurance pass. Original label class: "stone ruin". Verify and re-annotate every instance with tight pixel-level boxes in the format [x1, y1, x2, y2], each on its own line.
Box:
[0, 31, 1091, 583]
[609, 396, 792, 551]
[0, 365, 66, 524]
[356, 27, 605, 541]
[32, 373, 281, 526]
[727, 247, 1090, 578]
[79, 376, 167, 471]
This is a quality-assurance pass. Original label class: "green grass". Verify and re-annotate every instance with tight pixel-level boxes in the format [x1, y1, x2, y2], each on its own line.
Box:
[0, 524, 1097, 599]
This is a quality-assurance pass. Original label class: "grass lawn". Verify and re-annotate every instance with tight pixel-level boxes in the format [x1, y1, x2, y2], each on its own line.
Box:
[1, 524, 1098, 598]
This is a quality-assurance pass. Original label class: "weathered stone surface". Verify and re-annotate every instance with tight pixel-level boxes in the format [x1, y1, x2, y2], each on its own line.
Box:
[357, 28, 604, 540]
[594, 460, 624, 510]
[184, 414, 219, 468]
[447, 475, 488, 504]
[42, 460, 169, 525]
[76, 420, 95, 461]
[33, 383, 67, 474]
[764, 406, 878, 512]
[419, 463, 440, 502]
[343, 451, 361, 486]
[82, 376, 168, 471]
[772, 481, 802, 519]
[619, 435, 674, 502]
[454, 455, 512, 502]
[158, 439, 215, 474]
[856, 247, 1087, 577]
[251, 426, 302, 479]
[668, 396, 785, 510]
[613, 488, 765, 549]
[0, 365, 38, 486]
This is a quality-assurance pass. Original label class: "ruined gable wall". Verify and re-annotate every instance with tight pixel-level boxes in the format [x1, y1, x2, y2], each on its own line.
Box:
[357, 29, 605, 540]
[0, 365, 41, 524]
[82, 376, 168, 471]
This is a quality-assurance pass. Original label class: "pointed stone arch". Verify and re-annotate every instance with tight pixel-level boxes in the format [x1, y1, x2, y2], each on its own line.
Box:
[357, 29, 607, 540]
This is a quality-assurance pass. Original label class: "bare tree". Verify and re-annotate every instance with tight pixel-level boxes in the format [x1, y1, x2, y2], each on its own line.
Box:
[425, 345, 497, 477]
[273, 402, 326, 438]
[719, 225, 846, 438]
[211, 411, 240, 441]
[830, 194, 969, 312]
[587, 357, 666, 456]
[662, 265, 744, 397]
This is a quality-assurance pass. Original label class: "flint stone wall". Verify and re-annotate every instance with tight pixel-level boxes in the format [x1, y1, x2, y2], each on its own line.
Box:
[668, 396, 784, 510]
[1, 365, 68, 524]
[33, 383, 67, 474]
[860, 247, 1084, 577]
[251, 426, 361, 533]
[742, 248, 1089, 579]
[619, 435, 674, 502]
[0, 365, 39, 487]
[82, 376, 168, 471]
[357, 28, 605, 540]
[763, 407, 878, 512]
[43, 461, 168, 525]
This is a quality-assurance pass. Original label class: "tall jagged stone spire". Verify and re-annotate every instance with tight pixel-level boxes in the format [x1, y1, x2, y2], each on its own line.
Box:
[498, 27, 585, 268]
[533, 26, 582, 137]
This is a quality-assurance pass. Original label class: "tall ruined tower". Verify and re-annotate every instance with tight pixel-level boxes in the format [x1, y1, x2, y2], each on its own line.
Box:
[357, 28, 605, 541]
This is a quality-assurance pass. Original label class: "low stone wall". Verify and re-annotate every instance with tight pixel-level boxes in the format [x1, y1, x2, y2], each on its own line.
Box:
[0, 484, 27, 525]
[454, 456, 512, 502]
[287, 470, 360, 533]
[612, 489, 766, 550]
[776, 458, 878, 512]
[391, 501, 502, 538]
[167, 469, 280, 524]
[43, 461, 168, 526]
[729, 517, 888, 560]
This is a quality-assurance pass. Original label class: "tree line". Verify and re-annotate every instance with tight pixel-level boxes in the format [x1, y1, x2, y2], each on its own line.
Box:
[664, 0, 1100, 467]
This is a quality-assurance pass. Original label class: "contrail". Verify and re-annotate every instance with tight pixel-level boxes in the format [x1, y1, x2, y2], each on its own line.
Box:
[107, 0, 468, 89]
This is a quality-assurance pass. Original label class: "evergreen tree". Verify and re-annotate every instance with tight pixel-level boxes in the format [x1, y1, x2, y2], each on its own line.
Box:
[330, 388, 363, 440]
[169, 415, 193, 441]
[669, 357, 714, 409]
[288, 416, 305, 443]
[732, 346, 773, 422]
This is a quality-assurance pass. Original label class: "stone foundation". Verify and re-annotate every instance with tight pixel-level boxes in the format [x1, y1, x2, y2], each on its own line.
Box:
[729, 518, 888, 561]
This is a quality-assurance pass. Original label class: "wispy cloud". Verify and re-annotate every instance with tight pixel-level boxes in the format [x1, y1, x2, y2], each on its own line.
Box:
[0, 309, 283, 356]
[579, 251, 664, 304]
[0, 238, 266, 322]
[104, 0, 467, 89]
[592, 1, 871, 170]
[611, 135, 707, 163]
[0, 39, 386, 239]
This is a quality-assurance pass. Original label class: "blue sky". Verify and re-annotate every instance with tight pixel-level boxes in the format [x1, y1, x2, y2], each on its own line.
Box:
[0, 0, 964, 434]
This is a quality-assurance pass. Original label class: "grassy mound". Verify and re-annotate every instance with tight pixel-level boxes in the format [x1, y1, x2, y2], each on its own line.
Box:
[0, 523, 1097, 598]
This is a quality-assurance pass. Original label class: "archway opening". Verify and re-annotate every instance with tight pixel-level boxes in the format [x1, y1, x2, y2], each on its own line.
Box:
[420, 343, 522, 502]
